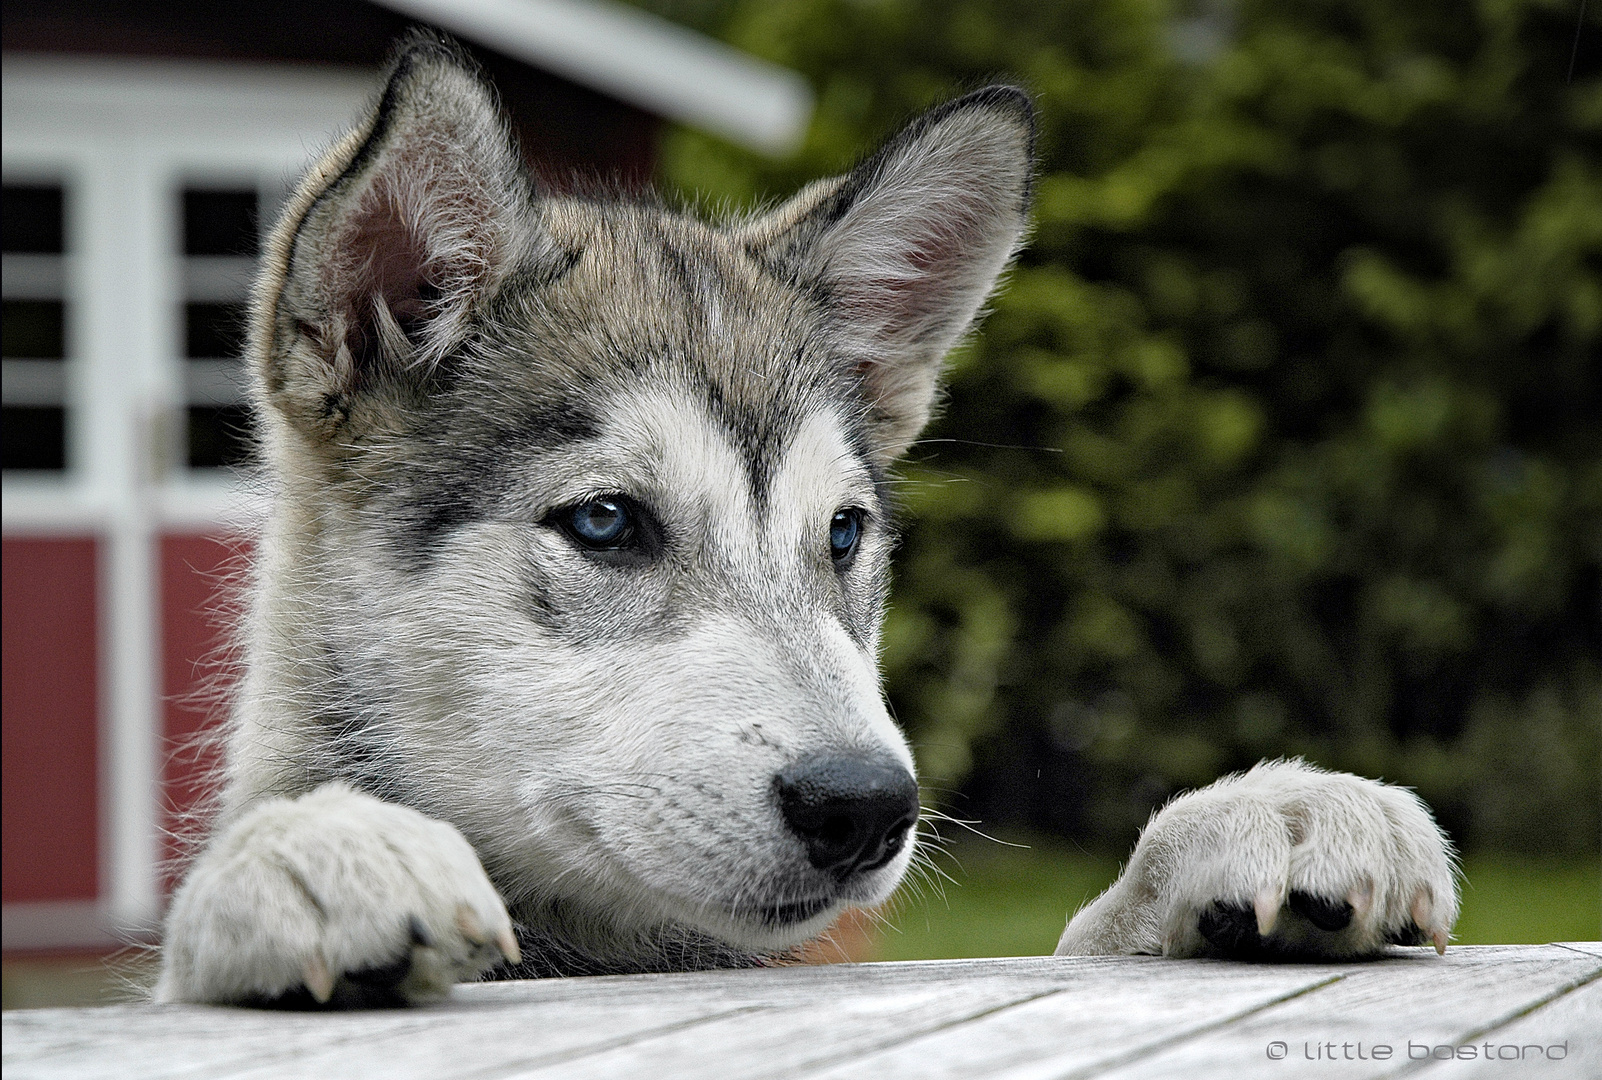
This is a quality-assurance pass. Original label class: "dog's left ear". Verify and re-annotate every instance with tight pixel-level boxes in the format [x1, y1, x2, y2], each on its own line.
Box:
[740, 87, 1034, 461]
[254, 34, 551, 449]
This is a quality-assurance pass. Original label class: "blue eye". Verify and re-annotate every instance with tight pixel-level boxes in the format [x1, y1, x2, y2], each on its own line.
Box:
[829, 509, 863, 566]
[562, 496, 635, 549]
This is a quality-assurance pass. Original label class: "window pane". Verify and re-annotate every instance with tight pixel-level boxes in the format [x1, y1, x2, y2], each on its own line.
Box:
[187, 405, 254, 469]
[2, 406, 65, 470]
[2, 186, 64, 254]
[1, 300, 65, 358]
[185, 302, 246, 359]
[183, 190, 258, 257]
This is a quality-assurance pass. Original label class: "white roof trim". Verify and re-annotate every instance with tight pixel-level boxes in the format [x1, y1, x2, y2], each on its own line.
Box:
[373, 0, 814, 156]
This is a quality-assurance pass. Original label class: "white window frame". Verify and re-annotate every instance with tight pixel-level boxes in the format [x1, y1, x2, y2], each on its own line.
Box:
[2, 55, 370, 948]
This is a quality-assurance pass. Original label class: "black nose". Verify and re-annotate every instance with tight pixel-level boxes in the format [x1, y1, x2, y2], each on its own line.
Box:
[775, 756, 920, 880]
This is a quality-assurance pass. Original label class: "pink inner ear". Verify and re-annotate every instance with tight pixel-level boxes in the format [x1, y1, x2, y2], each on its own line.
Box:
[843, 230, 975, 340]
[329, 183, 436, 341]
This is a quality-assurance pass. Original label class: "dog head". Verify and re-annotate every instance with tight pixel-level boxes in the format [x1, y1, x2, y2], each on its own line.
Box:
[248, 35, 1032, 963]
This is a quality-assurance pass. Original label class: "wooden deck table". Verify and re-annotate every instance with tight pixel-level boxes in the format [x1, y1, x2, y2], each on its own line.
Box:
[5, 943, 1597, 1079]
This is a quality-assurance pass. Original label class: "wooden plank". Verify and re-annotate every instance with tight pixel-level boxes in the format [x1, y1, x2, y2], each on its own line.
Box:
[0, 959, 1072, 1080]
[481, 972, 1235, 1079]
[4, 1005, 430, 1080]
[794, 962, 1344, 1080]
[3, 947, 1593, 1080]
[1, 965, 802, 1080]
[1554, 941, 1602, 959]
[1419, 976, 1600, 1079]
[225, 958, 1111, 1080]
[1094, 945, 1601, 1080]
[222, 1000, 776, 1080]
[0, 994, 763, 1080]
[1, 956, 1315, 1080]
[447, 982, 1037, 1080]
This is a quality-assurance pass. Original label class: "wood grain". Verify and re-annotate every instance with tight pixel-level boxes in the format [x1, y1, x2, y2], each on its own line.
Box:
[3, 946, 1596, 1080]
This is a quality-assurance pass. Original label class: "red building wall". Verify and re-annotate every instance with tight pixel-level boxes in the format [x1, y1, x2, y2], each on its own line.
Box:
[2, 536, 101, 903]
[3, 532, 247, 924]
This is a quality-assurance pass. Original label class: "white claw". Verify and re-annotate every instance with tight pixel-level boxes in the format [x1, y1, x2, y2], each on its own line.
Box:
[1410, 888, 1432, 930]
[303, 953, 334, 1004]
[456, 903, 486, 945]
[1432, 928, 1449, 956]
[1254, 888, 1282, 937]
[496, 926, 521, 965]
[1347, 883, 1373, 917]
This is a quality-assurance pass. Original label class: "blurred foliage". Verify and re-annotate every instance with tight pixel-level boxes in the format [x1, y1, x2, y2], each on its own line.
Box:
[640, 0, 1602, 854]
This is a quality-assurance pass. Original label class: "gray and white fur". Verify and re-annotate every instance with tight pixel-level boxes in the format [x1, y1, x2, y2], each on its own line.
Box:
[157, 35, 1457, 1006]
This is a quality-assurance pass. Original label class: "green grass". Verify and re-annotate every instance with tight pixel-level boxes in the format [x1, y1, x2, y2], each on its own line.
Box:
[1452, 854, 1602, 945]
[870, 835, 1600, 961]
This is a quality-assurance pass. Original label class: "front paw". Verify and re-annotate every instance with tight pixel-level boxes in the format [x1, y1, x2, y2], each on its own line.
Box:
[1058, 760, 1457, 960]
[157, 783, 518, 1006]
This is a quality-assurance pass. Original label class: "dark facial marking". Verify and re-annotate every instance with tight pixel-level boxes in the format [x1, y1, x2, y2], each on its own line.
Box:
[697, 377, 792, 520]
[393, 394, 600, 564]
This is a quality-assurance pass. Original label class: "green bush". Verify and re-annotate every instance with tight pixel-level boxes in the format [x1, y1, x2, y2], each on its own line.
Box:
[646, 0, 1602, 854]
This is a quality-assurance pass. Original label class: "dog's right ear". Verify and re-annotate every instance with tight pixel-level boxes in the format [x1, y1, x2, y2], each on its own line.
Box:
[735, 88, 1034, 464]
[253, 35, 542, 447]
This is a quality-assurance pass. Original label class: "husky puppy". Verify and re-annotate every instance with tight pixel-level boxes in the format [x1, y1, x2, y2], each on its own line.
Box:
[157, 36, 1457, 1007]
